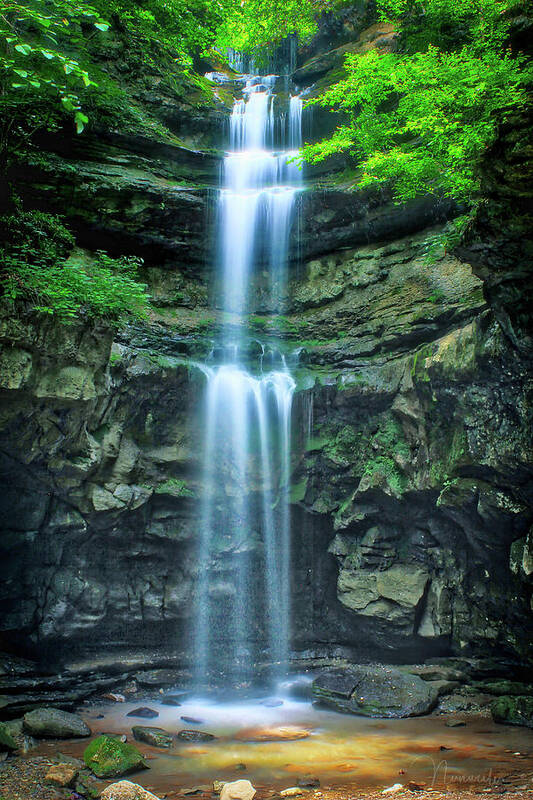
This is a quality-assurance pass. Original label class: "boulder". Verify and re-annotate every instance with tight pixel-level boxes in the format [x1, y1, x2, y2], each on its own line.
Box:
[0, 722, 18, 751]
[220, 780, 256, 800]
[84, 734, 148, 778]
[312, 665, 439, 718]
[45, 763, 79, 788]
[23, 708, 91, 738]
[132, 726, 173, 748]
[100, 780, 161, 800]
[491, 696, 533, 728]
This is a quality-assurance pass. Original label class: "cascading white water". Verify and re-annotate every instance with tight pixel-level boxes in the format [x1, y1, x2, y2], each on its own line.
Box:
[196, 74, 302, 686]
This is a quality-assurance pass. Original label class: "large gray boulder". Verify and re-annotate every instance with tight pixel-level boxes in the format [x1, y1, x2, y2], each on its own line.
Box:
[312, 665, 439, 718]
[23, 707, 91, 738]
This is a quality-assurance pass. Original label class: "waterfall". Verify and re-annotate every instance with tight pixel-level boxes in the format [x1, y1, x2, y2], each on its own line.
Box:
[196, 73, 302, 687]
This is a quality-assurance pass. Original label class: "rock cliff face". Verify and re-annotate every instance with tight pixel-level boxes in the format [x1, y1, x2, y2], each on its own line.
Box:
[0, 17, 531, 677]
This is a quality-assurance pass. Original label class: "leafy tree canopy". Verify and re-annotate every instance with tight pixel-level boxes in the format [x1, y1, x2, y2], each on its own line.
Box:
[216, 0, 327, 52]
[303, 0, 532, 205]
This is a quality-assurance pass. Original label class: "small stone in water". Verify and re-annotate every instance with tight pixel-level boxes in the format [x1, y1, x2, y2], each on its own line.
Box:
[104, 693, 126, 703]
[297, 777, 320, 788]
[235, 763, 247, 771]
[177, 730, 216, 742]
[162, 696, 182, 706]
[280, 789, 304, 797]
[127, 707, 159, 719]
[382, 784, 403, 794]
[181, 716, 204, 724]
[445, 719, 465, 727]
[213, 781, 227, 794]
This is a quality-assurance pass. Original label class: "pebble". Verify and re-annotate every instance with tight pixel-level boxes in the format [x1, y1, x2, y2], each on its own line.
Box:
[44, 763, 78, 788]
[382, 784, 404, 794]
[220, 779, 256, 800]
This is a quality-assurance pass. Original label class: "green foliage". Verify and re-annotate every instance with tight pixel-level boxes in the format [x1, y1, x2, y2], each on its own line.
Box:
[303, 0, 532, 208]
[216, 0, 327, 52]
[96, 0, 233, 69]
[0, 0, 109, 145]
[0, 210, 150, 321]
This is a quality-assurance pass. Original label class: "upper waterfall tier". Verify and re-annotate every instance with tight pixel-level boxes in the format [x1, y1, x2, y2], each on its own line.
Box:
[217, 77, 303, 318]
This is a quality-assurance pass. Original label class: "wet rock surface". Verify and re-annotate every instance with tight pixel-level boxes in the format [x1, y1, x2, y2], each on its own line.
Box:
[132, 725, 174, 748]
[23, 708, 91, 739]
[312, 665, 439, 718]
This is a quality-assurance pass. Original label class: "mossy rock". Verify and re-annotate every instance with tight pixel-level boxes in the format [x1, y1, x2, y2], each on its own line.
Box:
[132, 726, 173, 748]
[475, 680, 533, 696]
[0, 721, 17, 751]
[491, 696, 533, 728]
[84, 735, 148, 778]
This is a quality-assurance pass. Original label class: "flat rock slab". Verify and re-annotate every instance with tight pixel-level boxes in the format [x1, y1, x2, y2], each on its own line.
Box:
[23, 708, 91, 738]
[312, 665, 439, 718]
[235, 726, 311, 742]
[132, 725, 174, 748]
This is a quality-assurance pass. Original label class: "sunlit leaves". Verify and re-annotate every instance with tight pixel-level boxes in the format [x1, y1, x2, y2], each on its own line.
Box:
[303, 31, 532, 204]
[0, 0, 109, 136]
[216, 0, 330, 52]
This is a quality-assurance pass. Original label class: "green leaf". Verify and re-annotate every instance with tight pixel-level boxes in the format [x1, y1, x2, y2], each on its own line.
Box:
[75, 111, 88, 134]
[94, 22, 109, 31]
[13, 69, 28, 78]
[14, 43, 32, 55]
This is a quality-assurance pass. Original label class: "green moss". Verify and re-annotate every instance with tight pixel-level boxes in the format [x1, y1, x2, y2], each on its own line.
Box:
[491, 696, 533, 728]
[410, 344, 435, 380]
[290, 478, 308, 503]
[84, 735, 147, 778]
[155, 478, 194, 498]
[362, 455, 408, 495]
[0, 722, 17, 751]
[430, 427, 469, 487]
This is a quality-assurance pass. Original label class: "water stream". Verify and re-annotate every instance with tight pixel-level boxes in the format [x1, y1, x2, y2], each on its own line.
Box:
[195, 76, 302, 686]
